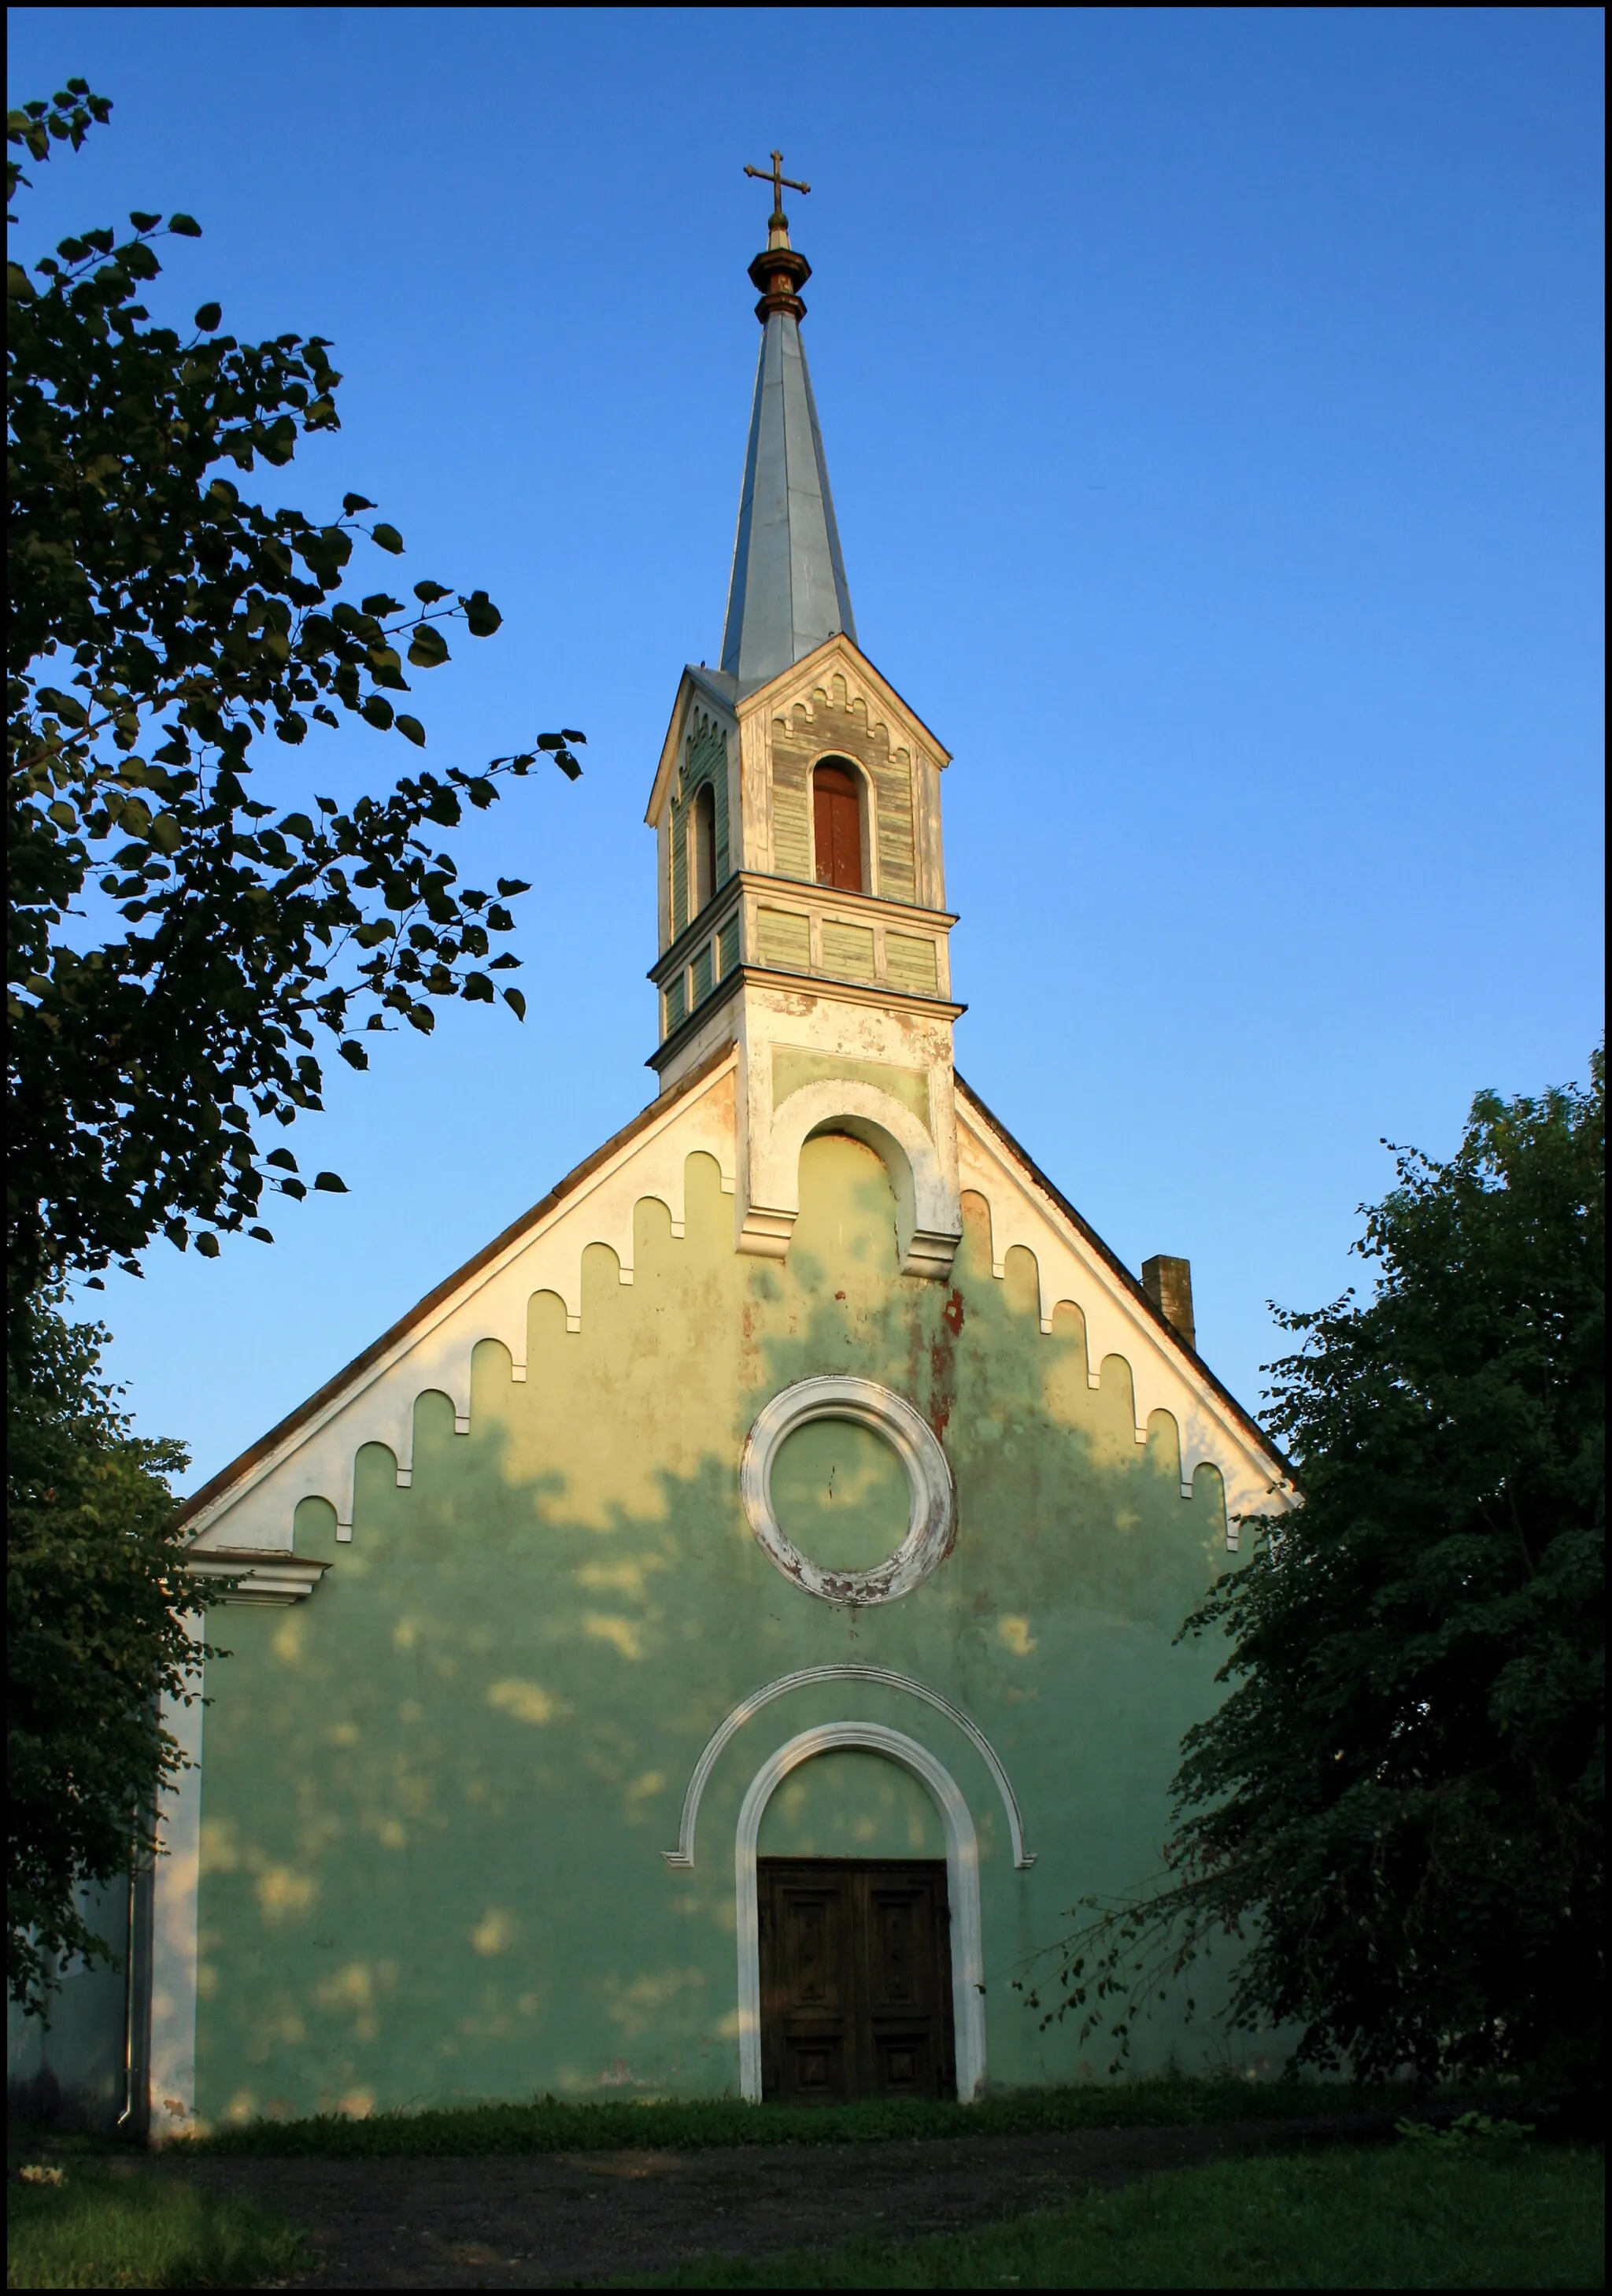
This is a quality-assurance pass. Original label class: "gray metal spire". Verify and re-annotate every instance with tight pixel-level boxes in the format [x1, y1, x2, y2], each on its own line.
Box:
[719, 189, 856, 691]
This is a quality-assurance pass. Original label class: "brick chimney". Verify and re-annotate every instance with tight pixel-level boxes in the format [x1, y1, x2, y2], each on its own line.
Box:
[1141, 1255, 1196, 1352]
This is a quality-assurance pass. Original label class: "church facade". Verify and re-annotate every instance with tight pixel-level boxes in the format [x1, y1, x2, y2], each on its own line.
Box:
[133, 194, 1289, 2135]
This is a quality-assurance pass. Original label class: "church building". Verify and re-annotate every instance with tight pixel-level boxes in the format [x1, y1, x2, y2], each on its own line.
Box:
[124, 183, 1287, 2135]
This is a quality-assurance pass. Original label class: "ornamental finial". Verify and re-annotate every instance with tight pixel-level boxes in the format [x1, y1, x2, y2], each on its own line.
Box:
[742, 149, 812, 323]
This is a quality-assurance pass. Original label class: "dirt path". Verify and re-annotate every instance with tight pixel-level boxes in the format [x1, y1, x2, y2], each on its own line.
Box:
[163, 2113, 1388, 2287]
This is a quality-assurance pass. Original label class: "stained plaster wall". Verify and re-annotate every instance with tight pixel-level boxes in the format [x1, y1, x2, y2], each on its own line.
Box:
[192, 1137, 1249, 2123]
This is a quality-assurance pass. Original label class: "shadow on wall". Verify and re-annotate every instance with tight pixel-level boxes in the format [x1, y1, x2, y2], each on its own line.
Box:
[190, 1138, 1237, 2123]
[7, 1876, 135, 2134]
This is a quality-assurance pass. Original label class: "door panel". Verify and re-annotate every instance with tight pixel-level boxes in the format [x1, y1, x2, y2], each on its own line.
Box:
[760, 1873, 853, 2106]
[759, 1858, 955, 2102]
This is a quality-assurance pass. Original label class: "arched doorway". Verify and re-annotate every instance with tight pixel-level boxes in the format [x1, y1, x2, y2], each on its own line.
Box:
[734, 1722, 986, 2102]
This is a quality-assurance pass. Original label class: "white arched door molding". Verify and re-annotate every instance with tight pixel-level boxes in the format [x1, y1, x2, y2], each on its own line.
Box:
[734, 1721, 986, 2104]
[664, 1664, 1034, 1869]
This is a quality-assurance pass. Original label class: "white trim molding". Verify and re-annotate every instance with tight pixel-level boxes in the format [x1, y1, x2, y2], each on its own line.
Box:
[740, 1377, 955, 1606]
[664, 1664, 1034, 1869]
[147, 1614, 205, 2143]
[734, 1722, 987, 2103]
[185, 1551, 332, 1605]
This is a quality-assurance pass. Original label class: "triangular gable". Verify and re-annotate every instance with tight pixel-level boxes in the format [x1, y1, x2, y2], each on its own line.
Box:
[645, 636, 952, 827]
[181, 1043, 1290, 1567]
[746, 632, 952, 771]
[646, 665, 741, 824]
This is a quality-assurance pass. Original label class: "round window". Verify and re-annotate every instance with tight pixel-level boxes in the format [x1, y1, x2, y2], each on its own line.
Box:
[740, 1377, 955, 1606]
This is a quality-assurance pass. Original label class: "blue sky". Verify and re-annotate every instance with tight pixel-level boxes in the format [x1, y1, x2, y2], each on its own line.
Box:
[9, 6, 1604, 1489]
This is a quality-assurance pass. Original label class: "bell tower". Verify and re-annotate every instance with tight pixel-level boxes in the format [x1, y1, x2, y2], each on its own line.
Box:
[645, 162, 964, 1278]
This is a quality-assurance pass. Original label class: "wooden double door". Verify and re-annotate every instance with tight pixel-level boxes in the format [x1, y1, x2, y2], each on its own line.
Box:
[758, 1858, 956, 2103]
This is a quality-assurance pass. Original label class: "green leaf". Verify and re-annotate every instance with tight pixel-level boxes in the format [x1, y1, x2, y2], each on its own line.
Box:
[168, 213, 202, 236]
[264, 1148, 298, 1172]
[412, 580, 450, 605]
[342, 493, 377, 514]
[395, 714, 426, 748]
[37, 686, 89, 725]
[460, 589, 502, 638]
[370, 522, 405, 554]
[360, 593, 403, 617]
[129, 209, 161, 231]
[249, 1227, 275, 1243]
[360, 696, 394, 730]
[313, 1171, 348, 1192]
[502, 987, 527, 1021]
[338, 1042, 369, 1070]
[194, 1231, 220, 1258]
[194, 301, 221, 331]
[407, 625, 450, 670]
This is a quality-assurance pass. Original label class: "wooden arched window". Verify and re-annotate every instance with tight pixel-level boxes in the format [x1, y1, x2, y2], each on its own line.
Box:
[690, 782, 717, 915]
[812, 760, 863, 894]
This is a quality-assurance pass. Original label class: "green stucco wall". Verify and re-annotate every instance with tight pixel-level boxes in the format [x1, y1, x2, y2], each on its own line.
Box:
[194, 1136, 1240, 2121]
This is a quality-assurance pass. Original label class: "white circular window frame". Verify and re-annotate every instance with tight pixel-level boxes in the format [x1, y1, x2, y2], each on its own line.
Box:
[740, 1375, 955, 1606]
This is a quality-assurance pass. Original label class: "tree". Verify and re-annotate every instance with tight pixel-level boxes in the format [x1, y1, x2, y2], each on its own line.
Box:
[6, 83, 582, 2009]
[1032, 1053, 1604, 2094]
[7, 82, 584, 1309]
[7, 1293, 209, 2008]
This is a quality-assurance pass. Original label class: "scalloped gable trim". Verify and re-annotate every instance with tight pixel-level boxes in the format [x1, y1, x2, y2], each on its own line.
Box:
[953, 1073, 1291, 1484]
[175, 1042, 738, 1534]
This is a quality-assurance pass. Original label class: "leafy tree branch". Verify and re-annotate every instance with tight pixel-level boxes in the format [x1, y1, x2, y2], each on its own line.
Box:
[7, 81, 585, 1304]
[1022, 1053, 1604, 2096]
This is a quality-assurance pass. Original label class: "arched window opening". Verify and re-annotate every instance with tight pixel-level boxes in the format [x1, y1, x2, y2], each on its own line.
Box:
[690, 782, 717, 916]
[813, 760, 863, 894]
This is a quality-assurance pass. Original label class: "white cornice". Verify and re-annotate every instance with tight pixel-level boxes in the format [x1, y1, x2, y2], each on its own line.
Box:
[185, 1551, 331, 1605]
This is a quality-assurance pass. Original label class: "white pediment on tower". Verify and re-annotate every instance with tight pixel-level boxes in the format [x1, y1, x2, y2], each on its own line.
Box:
[741, 631, 951, 777]
[646, 664, 741, 829]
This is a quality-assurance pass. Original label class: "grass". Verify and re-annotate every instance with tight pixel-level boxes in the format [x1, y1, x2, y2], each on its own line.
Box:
[177, 2072, 1412, 2157]
[617, 2140, 1606, 2289]
[7, 2161, 305, 2290]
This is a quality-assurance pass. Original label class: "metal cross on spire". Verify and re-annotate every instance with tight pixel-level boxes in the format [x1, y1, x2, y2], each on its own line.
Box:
[744, 150, 810, 218]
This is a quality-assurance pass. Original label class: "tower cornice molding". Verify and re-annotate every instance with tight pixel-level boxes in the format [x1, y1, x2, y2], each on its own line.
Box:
[647, 960, 966, 1080]
[648, 868, 959, 989]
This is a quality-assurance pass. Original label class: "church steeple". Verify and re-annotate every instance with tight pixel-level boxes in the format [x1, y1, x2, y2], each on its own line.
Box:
[644, 166, 965, 1277]
[719, 159, 857, 691]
